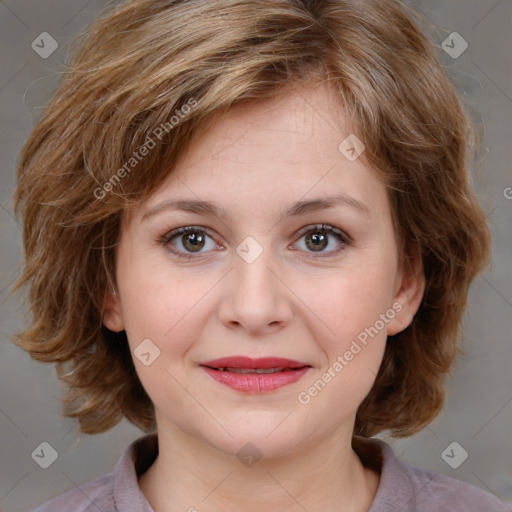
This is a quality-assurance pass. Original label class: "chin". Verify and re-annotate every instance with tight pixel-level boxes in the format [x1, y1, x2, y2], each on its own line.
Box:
[206, 413, 311, 461]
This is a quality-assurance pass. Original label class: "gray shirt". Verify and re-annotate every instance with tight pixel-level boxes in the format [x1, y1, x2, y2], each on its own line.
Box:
[31, 433, 508, 511]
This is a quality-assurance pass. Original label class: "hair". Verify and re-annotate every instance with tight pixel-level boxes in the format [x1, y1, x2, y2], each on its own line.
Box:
[11, 0, 491, 437]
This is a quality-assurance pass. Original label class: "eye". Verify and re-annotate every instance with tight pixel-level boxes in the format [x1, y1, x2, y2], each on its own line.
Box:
[160, 226, 220, 260]
[291, 224, 351, 257]
[158, 223, 351, 260]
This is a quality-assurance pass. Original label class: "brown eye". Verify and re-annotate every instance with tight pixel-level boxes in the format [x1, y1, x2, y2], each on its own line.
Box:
[181, 231, 206, 252]
[161, 226, 218, 259]
[293, 224, 350, 257]
[305, 231, 329, 252]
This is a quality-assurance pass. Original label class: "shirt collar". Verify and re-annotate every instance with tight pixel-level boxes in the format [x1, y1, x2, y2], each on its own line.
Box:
[114, 433, 158, 512]
[353, 436, 417, 511]
[113, 433, 417, 511]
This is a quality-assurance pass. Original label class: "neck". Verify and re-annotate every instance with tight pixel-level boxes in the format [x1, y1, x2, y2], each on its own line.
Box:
[139, 421, 380, 512]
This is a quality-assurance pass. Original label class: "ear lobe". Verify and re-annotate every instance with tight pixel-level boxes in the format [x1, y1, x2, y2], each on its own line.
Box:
[386, 253, 426, 337]
[102, 289, 125, 332]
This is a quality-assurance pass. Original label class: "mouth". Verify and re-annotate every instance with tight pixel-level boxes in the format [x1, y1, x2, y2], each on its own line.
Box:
[209, 367, 300, 374]
[199, 357, 312, 392]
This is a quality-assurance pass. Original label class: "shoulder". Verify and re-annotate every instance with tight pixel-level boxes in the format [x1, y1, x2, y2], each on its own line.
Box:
[29, 433, 158, 512]
[405, 463, 509, 511]
[29, 473, 115, 512]
[353, 436, 509, 512]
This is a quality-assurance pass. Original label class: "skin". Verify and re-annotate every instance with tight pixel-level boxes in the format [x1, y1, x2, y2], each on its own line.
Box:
[103, 82, 425, 512]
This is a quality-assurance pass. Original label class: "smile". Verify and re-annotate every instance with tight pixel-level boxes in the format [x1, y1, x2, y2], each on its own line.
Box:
[199, 356, 312, 392]
[216, 367, 288, 373]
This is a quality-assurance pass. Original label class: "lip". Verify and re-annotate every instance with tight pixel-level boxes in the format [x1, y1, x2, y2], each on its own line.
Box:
[201, 356, 309, 369]
[199, 356, 312, 393]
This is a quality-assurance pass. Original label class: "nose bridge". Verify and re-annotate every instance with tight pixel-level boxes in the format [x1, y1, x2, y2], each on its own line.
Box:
[236, 239, 275, 296]
[234, 234, 280, 308]
[220, 234, 293, 333]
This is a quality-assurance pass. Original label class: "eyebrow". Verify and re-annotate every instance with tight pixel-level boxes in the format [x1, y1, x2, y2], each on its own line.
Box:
[141, 193, 371, 222]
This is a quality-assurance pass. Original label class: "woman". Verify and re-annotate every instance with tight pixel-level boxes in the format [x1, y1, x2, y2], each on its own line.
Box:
[11, 0, 507, 510]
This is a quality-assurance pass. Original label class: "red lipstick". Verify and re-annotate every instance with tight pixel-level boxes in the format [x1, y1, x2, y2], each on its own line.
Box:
[199, 356, 311, 393]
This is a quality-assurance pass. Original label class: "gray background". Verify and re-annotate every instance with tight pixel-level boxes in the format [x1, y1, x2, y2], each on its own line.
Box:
[0, 1, 511, 510]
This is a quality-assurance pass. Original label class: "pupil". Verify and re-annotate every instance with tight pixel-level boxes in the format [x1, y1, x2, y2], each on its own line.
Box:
[184, 232, 204, 252]
[307, 232, 327, 251]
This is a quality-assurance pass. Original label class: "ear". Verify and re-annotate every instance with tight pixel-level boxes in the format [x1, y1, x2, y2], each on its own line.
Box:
[386, 248, 426, 336]
[102, 288, 125, 332]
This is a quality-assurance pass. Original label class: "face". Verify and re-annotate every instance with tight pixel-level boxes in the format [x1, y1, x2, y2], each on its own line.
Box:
[103, 83, 424, 459]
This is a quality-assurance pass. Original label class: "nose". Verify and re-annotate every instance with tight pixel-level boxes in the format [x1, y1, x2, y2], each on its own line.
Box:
[217, 242, 294, 336]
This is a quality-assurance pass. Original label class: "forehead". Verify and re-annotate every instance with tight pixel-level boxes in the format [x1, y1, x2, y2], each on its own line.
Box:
[125, 83, 389, 227]
[180, 82, 351, 167]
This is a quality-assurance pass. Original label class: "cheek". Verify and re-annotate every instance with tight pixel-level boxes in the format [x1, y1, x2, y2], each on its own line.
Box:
[296, 257, 397, 408]
[116, 241, 203, 343]
[295, 270, 392, 420]
[307, 262, 397, 347]
[117, 270, 203, 415]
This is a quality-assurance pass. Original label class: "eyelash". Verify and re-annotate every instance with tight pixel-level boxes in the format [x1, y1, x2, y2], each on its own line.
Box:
[158, 224, 352, 261]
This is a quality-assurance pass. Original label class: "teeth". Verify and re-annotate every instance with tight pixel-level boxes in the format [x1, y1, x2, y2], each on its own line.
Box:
[219, 367, 286, 374]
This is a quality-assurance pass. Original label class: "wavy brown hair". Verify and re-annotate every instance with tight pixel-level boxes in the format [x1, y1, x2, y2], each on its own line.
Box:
[11, 0, 490, 437]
